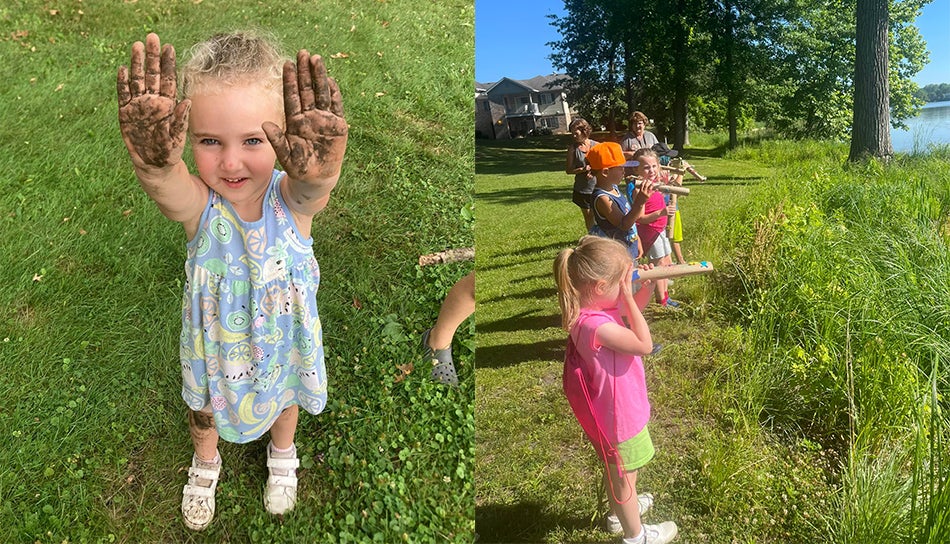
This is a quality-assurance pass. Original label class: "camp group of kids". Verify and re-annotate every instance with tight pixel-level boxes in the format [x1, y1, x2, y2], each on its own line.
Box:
[554, 112, 709, 543]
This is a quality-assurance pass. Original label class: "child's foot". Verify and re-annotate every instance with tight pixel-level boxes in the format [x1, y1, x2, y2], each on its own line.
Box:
[422, 328, 459, 386]
[622, 521, 678, 543]
[181, 452, 221, 531]
[264, 441, 299, 515]
[605, 493, 654, 533]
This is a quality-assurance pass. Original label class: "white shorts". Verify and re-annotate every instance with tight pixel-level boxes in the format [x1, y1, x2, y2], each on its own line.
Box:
[646, 229, 672, 260]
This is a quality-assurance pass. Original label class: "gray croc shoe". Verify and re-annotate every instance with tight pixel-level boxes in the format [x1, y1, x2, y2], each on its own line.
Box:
[422, 329, 458, 386]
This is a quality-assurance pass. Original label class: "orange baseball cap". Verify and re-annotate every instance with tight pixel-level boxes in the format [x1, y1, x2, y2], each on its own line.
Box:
[586, 142, 626, 170]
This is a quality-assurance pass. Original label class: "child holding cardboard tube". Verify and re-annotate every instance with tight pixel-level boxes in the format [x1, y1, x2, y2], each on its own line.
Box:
[632, 148, 680, 308]
[585, 142, 658, 261]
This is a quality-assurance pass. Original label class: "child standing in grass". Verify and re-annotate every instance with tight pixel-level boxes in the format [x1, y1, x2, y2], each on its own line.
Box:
[633, 148, 680, 308]
[117, 31, 347, 530]
[566, 118, 599, 232]
[586, 142, 657, 260]
[554, 236, 678, 544]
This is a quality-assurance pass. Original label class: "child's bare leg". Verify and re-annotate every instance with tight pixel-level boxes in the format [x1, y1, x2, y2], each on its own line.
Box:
[582, 208, 595, 231]
[183, 408, 221, 530]
[649, 260, 667, 304]
[269, 404, 299, 449]
[427, 272, 475, 350]
[189, 409, 220, 461]
[672, 241, 685, 265]
[651, 253, 675, 304]
[606, 468, 642, 538]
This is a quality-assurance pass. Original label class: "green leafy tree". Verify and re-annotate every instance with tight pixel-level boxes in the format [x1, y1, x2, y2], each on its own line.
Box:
[915, 83, 950, 102]
[548, 0, 633, 132]
[548, 0, 930, 143]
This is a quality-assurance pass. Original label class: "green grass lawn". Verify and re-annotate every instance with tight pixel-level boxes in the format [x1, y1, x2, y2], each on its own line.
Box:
[475, 135, 846, 543]
[0, 1, 473, 541]
[476, 133, 950, 543]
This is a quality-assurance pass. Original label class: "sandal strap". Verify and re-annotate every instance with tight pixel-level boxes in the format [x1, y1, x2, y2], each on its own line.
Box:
[267, 474, 298, 487]
[188, 466, 221, 481]
[183, 483, 216, 498]
[267, 457, 300, 470]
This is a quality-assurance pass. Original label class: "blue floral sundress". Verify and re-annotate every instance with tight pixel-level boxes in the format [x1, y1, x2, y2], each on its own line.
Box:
[179, 170, 327, 443]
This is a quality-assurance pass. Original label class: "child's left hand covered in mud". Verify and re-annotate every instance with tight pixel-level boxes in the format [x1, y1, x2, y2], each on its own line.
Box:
[263, 50, 348, 204]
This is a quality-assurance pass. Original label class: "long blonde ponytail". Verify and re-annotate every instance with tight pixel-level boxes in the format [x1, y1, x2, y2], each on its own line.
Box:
[553, 236, 631, 331]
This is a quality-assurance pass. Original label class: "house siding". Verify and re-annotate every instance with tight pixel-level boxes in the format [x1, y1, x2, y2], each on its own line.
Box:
[475, 75, 576, 139]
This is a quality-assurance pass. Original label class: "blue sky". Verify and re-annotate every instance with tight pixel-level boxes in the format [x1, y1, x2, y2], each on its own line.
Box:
[475, 0, 950, 86]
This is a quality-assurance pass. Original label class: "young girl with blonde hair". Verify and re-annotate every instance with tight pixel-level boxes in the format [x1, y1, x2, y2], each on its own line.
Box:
[554, 236, 678, 544]
[117, 30, 347, 530]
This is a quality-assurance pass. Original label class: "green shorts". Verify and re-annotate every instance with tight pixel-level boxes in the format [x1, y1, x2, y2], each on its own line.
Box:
[610, 425, 655, 472]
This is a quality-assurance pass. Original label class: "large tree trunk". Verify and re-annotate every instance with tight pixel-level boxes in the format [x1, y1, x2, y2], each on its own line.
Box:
[849, 0, 892, 162]
[671, 0, 690, 150]
[724, 0, 739, 148]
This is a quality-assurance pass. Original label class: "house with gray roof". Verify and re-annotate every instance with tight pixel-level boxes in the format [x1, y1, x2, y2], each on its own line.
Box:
[475, 74, 576, 139]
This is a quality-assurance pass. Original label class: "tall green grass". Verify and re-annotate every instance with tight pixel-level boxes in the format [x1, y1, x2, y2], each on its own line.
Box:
[0, 1, 473, 541]
[719, 140, 950, 541]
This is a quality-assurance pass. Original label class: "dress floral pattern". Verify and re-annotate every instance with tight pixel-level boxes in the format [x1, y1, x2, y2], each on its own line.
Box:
[180, 170, 326, 443]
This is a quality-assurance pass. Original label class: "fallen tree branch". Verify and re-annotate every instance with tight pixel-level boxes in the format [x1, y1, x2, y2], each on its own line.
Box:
[418, 247, 475, 266]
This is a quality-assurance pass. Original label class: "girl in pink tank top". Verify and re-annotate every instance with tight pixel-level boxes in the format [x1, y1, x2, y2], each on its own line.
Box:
[554, 236, 679, 544]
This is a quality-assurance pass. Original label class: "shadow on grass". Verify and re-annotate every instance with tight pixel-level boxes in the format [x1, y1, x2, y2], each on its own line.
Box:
[478, 310, 560, 334]
[478, 246, 577, 273]
[475, 337, 564, 369]
[476, 185, 568, 207]
[479, 286, 558, 305]
[475, 501, 593, 543]
[476, 137, 570, 176]
[678, 142, 731, 159]
[686, 174, 764, 187]
[476, 151, 565, 176]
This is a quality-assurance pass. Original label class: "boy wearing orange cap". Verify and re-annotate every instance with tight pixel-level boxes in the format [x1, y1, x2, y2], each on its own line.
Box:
[586, 142, 657, 260]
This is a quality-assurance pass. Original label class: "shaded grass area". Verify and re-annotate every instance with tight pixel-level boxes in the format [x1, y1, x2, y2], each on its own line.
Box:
[0, 1, 473, 541]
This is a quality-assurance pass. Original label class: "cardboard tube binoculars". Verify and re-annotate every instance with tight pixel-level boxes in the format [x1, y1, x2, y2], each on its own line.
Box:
[625, 176, 690, 196]
[632, 261, 715, 282]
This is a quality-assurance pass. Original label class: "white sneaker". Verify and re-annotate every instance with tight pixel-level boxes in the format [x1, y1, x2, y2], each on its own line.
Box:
[641, 521, 678, 543]
[264, 442, 299, 515]
[606, 493, 655, 533]
[181, 452, 221, 531]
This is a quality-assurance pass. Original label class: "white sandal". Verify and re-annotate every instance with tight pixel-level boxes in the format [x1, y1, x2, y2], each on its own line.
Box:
[181, 453, 221, 531]
[264, 443, 299, 515]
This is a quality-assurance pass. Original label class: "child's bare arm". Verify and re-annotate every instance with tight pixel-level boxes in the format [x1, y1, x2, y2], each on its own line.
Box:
[632, 266, 654, 311]
[264, 51, 348, 217]
[117, 33, 206, 227]
[596, 264, 652, 355]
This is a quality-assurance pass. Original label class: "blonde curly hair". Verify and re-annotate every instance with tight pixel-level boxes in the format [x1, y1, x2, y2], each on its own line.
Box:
[181, 30, 286, 110]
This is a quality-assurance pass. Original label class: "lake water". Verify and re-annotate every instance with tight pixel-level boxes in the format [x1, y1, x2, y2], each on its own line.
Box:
[892, 100, 950, 153]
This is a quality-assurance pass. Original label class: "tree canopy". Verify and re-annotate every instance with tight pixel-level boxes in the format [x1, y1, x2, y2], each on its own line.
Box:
[547, 0, 932, 146]
[916, 83, 950, 102]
